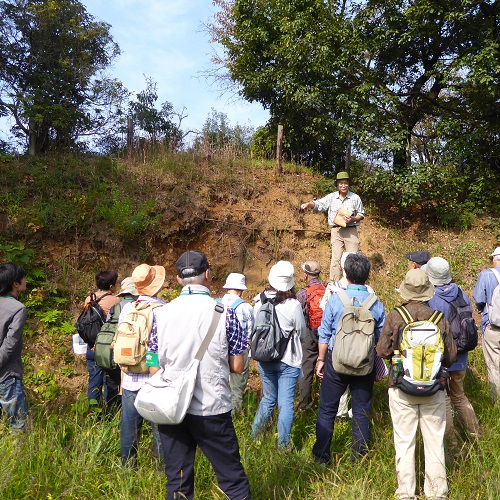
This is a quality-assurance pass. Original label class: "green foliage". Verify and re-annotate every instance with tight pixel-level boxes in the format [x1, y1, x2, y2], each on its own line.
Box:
[0, 241, 34, 267]
[360, 163, 500, 228]
[0, 0, 124, 153]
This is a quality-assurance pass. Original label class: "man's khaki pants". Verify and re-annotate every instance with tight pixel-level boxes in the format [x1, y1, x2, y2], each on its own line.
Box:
[482, 323, 500, 403]
[330, 226, 359, 281]
[389, 387, 448, 500]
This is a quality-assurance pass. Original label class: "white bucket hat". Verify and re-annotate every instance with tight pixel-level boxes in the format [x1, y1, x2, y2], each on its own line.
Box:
[422, 257, 452, 286]
[223, 273, 247, 290]
[268, 261, 295, 291]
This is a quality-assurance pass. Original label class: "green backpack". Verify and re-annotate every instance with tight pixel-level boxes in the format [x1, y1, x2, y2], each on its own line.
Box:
[94, 301, 125, 371]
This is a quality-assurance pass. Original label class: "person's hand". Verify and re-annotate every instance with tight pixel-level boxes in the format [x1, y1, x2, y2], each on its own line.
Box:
[316, 360, 325, 379]
[300, 202, 309, 211]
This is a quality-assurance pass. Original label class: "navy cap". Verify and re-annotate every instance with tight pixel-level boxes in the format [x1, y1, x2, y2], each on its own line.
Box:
[406, 251, 431, 266]
[176, 250, 210, 278]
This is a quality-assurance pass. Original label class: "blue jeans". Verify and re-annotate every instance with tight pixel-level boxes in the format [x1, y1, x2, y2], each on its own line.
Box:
[120, 388, 162, 465]
[86, 346, 106, 403]
[0, 377, 28, 431]
[252, 361, 300, 447]
[312, 350, 375, 463]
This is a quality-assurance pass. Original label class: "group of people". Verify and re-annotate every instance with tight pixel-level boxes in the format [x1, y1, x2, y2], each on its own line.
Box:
[1, 168, 500, 499]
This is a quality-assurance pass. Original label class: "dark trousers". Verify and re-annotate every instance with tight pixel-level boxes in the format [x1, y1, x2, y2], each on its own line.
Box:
[159, 411, 251, 500]
[312, 350, 375, 463]
[297, 327, 319, 410]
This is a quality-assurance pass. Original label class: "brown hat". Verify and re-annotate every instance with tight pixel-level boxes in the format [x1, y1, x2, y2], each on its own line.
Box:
[399, 268, 435, 302]
[132, 264, 165, 296]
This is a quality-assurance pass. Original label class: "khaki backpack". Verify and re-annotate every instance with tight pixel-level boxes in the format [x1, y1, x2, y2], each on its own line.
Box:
[112, 301, 163, 373]
[331, 290, 377, 376]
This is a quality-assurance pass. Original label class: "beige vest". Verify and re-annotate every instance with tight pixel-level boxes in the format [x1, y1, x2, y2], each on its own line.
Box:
[155, 285, 232, 416]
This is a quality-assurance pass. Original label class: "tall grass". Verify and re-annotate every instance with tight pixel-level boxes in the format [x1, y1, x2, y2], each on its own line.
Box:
[1, 344, 498, 499]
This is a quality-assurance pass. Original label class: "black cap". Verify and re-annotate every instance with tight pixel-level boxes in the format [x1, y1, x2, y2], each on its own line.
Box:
[406, 251, 431, 266]
[176, 250, 210, 278]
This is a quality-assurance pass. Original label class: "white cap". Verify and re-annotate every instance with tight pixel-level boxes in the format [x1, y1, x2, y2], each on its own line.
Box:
[222, 273, 247, 290]
[490, 247, 500, 260]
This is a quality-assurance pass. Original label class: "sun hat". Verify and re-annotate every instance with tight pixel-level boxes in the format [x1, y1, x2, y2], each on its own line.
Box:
[398, 268, 435, 302]
[132, 264, 166, 296]
[422, 257, 452, 286]
[336, 171, 350, 182]
[117, 276, 139, 296]
[406, 251, 431, 266]
[268, 261, 295, 292]
[223, 273, 247, 290]
[489, 247, 500, 260]
[301, 261, 321, 276]
[176, 250, 210, 279]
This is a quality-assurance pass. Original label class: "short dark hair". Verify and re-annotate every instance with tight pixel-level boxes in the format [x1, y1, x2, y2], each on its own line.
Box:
[344, 253, 370, 285]
[95, 270, 118, 290]
[0, 262, 26, 295]
[274, 289, 296, 304]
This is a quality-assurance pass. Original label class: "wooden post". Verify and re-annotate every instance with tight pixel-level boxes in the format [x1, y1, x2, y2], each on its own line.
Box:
[127, 116, 133, 158]
[276, 124, 283, 175]
[345, 135, 351, 174]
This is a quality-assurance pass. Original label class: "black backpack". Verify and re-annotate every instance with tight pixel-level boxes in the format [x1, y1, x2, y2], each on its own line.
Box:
[94, 301, 125, 371]
[74, 292, 111, 348]
[250, 293, 293, 362]
[448, 289, 478, 353]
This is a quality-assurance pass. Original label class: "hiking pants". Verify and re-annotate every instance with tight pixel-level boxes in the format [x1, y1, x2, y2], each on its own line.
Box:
[298, 327, 319, 410]
[312, 349, 375, 463]
[330, 226, 359, 281]
[389, 387, 448, 499]
[482, 323, 500, 403]
[159, 411, 251, 500]
[229, 348, 249, 413]
[445, 369, 480, 447]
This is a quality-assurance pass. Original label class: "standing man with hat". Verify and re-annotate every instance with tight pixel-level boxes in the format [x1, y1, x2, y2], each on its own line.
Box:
[296, 261, 326, 411]
[377, 269, 456, 499]
[301, 171, 365, 281]
[473, 246, 500, 404]
[218, 272, 255, 413]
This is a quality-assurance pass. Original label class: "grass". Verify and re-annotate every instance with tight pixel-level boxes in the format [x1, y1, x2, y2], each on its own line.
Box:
[1, 348, 498, 499]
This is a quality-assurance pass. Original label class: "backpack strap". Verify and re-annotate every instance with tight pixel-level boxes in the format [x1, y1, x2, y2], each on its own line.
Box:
[195, 303, 225, 361]
[395, 305, 414, 324]
[337, 289, 352, 309]
[360, 293, 377, 312]
[491, 268, 500, 285]
[93, 292, 112, 304]
[230, 298, 246, 310]
[428, 310, 443, 325]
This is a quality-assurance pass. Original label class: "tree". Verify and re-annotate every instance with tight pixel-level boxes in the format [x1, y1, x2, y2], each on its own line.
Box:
[210, 0, 500, 173]
[0, 0, 123, 154]
[128, 77, 184, 152]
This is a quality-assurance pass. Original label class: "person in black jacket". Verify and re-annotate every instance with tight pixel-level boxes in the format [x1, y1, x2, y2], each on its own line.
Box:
[0, 262, 28, 431]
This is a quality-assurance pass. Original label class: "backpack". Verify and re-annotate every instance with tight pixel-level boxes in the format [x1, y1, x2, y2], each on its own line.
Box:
[74, 292, 111, 348]
[112, 301, 163, 374]
[394, 306, 447, 397]
[488, 268, 500, 327]
[305, 282, 326, 330]
[448, 289, 478, 353]
[331, 290, 377, 376]
[94, 301, 126, 371]
[250, 293, 292, 362]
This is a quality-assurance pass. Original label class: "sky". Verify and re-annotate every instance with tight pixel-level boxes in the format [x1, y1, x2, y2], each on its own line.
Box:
[0, 0, 269, 146]
[83, 0, 269, 135]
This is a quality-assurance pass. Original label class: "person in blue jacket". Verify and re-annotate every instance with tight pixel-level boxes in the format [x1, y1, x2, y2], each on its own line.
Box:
[424, 257, 480, 449]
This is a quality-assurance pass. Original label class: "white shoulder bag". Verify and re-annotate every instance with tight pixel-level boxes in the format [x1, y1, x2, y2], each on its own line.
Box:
[134, 303, 224, 425]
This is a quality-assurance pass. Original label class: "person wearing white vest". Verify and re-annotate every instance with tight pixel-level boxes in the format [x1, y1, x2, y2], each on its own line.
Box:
[154, 251, 251, 500]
